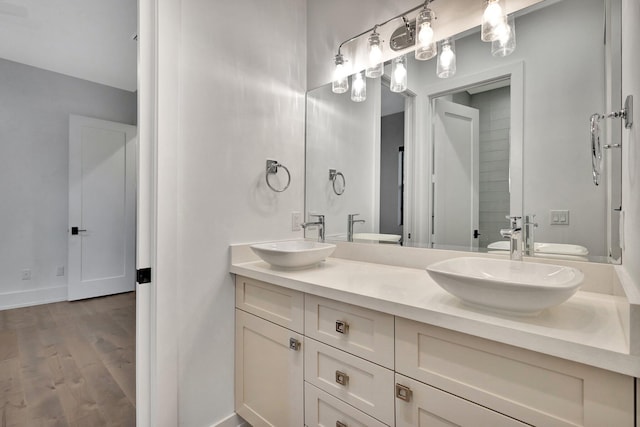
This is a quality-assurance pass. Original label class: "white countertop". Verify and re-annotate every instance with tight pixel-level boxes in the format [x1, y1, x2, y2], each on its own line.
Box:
[231, 256, 640, 378]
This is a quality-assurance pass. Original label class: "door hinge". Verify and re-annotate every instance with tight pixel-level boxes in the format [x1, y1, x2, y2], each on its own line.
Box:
[137, 268, 152, 284]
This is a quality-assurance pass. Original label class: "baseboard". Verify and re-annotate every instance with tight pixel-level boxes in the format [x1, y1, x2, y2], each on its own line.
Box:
[0, 286, 67, 310]
[212, 413, 249, 427]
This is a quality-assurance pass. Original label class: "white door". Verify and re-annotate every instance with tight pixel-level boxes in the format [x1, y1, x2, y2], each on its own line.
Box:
[432, 99, 480, 248]
[68, 115, 137, 301]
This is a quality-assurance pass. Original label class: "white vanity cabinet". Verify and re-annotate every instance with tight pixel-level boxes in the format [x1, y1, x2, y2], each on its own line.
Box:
[234, 275, 636, 426]
[235, 277, 305, 426]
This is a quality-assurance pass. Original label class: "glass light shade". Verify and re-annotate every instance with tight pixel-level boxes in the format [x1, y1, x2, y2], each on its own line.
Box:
[436, 39, 456, 79]
[351, 71, 366, 102]
[390, 55, 408, 93]
[415, 8, 437, 61]
[491, 15, 516, 57]
[366, 32, 384, 78]
[481, 0, 508, 42]
[332, 54, 349, 94]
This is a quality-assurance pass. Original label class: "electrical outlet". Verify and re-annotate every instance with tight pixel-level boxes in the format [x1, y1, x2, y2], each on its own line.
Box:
[56, 266, 65, 277]
[291, 211, 302, 231]
[21, 269, 31, 280]
[550, 210, 570, 225]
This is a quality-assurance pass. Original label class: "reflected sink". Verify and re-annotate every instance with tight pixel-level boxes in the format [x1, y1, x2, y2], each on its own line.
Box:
[426, 257, 584, 316]
[250, 240, 336, 269]
[353, 233, 402, 243]
[487, 241, 589, 256]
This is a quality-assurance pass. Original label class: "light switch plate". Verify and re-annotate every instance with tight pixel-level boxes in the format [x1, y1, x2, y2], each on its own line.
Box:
[550, 210, 569, 225]
[291, 211, 302, 231]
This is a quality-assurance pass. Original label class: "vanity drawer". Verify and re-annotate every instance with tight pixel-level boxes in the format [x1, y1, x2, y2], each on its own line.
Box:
[304, 338, 394, 425]
[235, 276, 304, 333]
[395, 374, 527, 427]
[395, 317, 635, 427]
[305, 382, 388, 427]
[304, 294, 394, 368]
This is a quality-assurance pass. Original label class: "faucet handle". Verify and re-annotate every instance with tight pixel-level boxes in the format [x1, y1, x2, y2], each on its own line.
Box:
[309, 213, 325, 220]
[505, 215, 522, 229]
[348, 213, 360, 219]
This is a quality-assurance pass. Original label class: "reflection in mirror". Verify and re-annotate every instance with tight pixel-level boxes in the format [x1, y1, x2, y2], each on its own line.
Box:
[305, 0, 622, 263]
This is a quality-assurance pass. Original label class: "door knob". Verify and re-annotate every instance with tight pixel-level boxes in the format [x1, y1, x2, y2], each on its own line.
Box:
[71, 226, 87, 235]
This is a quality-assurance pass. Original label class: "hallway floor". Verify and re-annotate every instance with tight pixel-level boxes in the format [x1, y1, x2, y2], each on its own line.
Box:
[0, 292, 135, 426]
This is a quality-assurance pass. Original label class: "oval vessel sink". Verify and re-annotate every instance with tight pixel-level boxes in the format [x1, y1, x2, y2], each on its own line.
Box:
[426, 257, 584, 316]
[251, 240, 336, 269]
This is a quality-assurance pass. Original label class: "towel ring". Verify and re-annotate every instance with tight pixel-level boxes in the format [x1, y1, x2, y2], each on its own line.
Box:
[329, 169, 346, 195]
[265, 160, 291, 193]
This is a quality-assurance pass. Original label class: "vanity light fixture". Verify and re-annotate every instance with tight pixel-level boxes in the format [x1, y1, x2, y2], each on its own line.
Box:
[351, 71, 367, 102]
[436, 38, 456, 78]
[415, 6, 437, 60]
[492, 15, 516, 57]
[332, 53, 349, 94]
[481, 0, 508, 42]
[390, 55, 408, 92]
[330, 0, 516, 99]
[366, 29, 384, 78]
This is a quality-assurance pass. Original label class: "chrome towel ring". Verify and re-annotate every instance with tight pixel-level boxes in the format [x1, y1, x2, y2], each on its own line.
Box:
[265, 159, 291, 193]
[329, 169, 346, 195]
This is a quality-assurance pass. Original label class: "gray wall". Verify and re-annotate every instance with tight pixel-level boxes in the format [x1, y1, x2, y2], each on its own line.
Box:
[0, 57, 137, 308]
[380, 112, 404, 235]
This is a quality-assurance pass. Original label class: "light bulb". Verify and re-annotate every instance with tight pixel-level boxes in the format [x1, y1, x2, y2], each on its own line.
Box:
[394, 63, 406, 82]
[483, 2, 503, 27]
[351, 71, 366, 102]
[390, 55, 407, 93]
[492, 15, 516, 57]
[366, 32, 384, 78]
[437, 39, 456, 79]
[415, 8, 437, 61]
[481, 0, 508, 42]
[418, 24, 434, 44]
[332, 54, 349, 94]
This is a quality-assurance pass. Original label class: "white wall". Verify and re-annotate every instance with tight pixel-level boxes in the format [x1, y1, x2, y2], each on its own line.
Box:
[470, 87, 511, 248]
[175, 0, 306, 425]
[0, 58, 136, 309]
[306, 83, 380, 238]
[621, 0, 640, 285]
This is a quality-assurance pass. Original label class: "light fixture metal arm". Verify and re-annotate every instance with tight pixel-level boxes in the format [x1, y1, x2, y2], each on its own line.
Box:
[336, 0, 433, 55]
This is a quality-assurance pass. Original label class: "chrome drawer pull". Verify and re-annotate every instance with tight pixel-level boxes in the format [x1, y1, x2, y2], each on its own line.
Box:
[336, 422, 347, 427]
[335, 370, 349, 386]
[395, 383, 412, 402]
[335, 320, 349, 334]
[289, 338, 300, 351]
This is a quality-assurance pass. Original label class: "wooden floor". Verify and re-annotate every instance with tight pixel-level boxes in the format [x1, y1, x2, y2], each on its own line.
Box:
[0, 292, 136, 427]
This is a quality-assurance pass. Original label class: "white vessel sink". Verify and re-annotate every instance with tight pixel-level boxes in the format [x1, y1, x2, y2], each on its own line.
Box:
[250, 240, 336, 269]
[487, 241, 589, 256]
[426, 257, 584, 316]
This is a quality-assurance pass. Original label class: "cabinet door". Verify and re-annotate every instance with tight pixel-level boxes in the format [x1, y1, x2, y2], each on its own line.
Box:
[395, 374, 527, 427]
[235, 309, 303, 427]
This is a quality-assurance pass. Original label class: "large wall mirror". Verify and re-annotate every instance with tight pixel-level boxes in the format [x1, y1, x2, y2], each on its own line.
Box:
[305, 0, 623, 263]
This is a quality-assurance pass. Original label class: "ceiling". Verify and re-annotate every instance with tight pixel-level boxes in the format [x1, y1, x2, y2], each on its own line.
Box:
[0, 0, 137, 91]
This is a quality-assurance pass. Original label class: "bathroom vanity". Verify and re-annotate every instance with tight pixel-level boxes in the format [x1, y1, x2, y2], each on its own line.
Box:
[230, 242, 640, 427]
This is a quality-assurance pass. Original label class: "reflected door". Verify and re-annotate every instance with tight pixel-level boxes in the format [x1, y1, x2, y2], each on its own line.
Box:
[432, 99, 479, 248]
[68, 115, 137, 301]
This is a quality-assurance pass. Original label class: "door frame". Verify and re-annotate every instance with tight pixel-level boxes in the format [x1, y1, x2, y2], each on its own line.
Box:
[411, 61, 524, 247]
[137, 0, 180, 425]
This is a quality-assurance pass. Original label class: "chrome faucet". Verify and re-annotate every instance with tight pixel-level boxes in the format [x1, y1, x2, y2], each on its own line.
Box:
[347, 213, 366, 242]
[523, 214, 539, 256]
[301, 214, 325, 242]
[500, 216, 523, 261]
